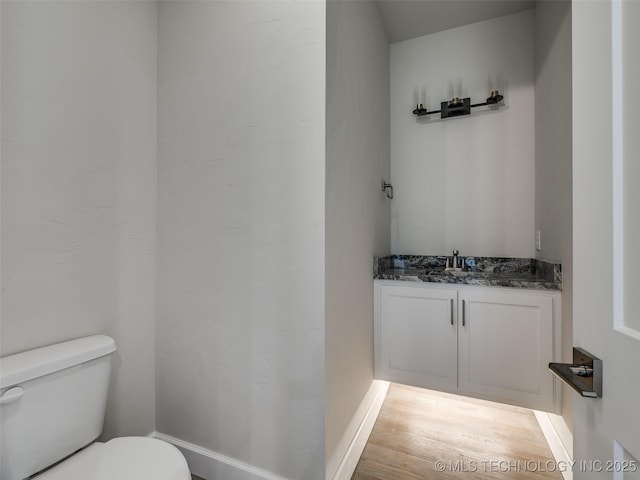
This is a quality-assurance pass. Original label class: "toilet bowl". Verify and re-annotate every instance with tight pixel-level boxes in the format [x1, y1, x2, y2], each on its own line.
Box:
[0, 335, 191, 480]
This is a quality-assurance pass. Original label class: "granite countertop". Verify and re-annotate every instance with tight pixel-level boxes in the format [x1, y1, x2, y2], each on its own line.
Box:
[374, 255, 562, 291]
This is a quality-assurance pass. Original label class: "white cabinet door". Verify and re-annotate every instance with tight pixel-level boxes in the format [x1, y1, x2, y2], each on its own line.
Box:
[457, 289, 555, 411]
[378, 284, 457, 390]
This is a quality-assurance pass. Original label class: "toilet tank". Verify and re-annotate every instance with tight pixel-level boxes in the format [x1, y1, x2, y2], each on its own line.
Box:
[0, 335, 116, 480]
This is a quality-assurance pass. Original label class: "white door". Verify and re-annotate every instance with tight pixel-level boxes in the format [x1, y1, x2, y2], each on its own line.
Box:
[572, 0, 640, 476]
[377, 283, 458, 390]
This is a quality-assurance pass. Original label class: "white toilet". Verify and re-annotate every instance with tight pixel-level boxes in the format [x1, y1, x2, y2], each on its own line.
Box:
[0, 335, 191, 480]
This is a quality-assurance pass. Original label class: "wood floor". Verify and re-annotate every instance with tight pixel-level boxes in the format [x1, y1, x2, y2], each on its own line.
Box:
[352, 384, 562, 480]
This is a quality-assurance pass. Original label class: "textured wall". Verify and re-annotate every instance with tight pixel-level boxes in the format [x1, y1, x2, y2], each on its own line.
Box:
[0, 1, 158, 439]
[390, 10, 535, 257]
[156, 2, 326, 479]
[325, 1, 390, 478]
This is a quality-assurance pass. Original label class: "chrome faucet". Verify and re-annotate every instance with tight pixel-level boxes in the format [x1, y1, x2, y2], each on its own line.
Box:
[452, 250, 459, 269]
[445, 249, 463, 271]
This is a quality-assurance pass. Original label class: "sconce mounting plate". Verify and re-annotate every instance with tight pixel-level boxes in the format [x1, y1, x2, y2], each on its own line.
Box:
[440, 98, 471, 118]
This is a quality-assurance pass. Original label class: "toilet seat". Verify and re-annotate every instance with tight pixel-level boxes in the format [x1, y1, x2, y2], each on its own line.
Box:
[36, 437, 191, 480]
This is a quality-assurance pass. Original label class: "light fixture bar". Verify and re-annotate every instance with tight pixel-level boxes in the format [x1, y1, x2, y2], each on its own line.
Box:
[412, 91, 504, 119]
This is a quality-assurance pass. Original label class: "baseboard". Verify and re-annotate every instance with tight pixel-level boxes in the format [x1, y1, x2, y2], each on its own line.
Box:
[533, 411, 573, 480]
[152, 380, 390, 480]
[151, 431, 291, 480]
[326, 380, 390, 480]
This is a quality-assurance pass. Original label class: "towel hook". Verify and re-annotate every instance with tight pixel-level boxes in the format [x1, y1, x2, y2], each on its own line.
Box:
[381, 181, 393, 199]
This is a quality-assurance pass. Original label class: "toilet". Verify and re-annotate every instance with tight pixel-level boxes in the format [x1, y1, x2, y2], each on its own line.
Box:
[0, 335, 191, 480]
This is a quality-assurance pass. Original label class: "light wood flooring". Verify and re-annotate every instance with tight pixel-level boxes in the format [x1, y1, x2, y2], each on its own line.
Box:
[352, 383, 562, 480]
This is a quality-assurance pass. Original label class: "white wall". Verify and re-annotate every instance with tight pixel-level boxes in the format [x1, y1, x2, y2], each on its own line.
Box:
[156, 2, 326, 479]
[325, 1, 390, 478]
[0, 1, 157, 439]
[534, 0, 573, 432]
[390, 10, 535, 257]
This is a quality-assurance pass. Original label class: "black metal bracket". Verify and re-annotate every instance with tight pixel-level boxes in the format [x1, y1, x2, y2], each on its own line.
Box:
[549, 347, 603, 398]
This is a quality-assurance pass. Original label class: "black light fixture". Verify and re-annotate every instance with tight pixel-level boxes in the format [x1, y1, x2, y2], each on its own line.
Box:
[412, 79, 505, 120]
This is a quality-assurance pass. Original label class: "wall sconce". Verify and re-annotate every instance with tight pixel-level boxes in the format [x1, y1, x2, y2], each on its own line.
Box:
[486, 90, 504, 104]
[412, 78, 505, 120]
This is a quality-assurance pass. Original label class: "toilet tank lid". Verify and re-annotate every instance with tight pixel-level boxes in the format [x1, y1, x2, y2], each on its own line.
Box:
[0, 335, 116, 389]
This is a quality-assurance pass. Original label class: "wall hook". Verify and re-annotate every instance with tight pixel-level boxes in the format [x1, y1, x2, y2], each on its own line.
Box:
[381, 181, 393, 199]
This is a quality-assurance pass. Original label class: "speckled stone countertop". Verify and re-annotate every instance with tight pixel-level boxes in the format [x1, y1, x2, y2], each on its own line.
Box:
[374, 255, 562, 291]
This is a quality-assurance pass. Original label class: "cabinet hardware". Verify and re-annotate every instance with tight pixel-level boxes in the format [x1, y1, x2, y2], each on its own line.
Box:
[450, 299, 454, 325]
[462, 300, 466, 326]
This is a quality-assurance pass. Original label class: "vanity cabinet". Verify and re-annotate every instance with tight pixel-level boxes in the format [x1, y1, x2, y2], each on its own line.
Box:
[378, 285, 458, 390]
[375, 281, 560, 412]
